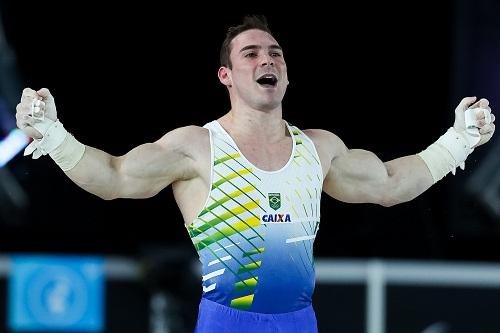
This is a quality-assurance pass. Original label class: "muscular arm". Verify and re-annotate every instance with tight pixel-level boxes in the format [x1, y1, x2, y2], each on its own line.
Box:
[309, 97, 495, 207]
[17, 88, 206, 201]
[325, 146, 433, 207]
[66, 126, 202, 200]
[308, 129, 433, 207]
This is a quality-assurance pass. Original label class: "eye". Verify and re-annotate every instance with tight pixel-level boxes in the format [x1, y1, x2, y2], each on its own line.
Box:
[271, 52, 282, 57]
[245, 52, 257, 58]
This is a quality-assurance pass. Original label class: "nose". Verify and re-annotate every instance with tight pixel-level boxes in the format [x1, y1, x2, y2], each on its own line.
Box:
[260, 54, 274, 67]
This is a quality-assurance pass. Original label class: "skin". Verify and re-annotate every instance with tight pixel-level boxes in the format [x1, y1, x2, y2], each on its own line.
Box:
[16, 29, 496, 226]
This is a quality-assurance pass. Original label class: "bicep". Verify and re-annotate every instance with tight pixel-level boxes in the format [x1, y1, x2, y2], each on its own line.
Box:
[307, 129, 393, 204]
[113, 127, 199, 199]
[323, 149, 390, 204]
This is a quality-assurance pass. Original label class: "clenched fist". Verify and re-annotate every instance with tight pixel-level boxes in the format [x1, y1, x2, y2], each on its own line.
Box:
[16, 88, 58, 139]
[453, 96, 496, 148]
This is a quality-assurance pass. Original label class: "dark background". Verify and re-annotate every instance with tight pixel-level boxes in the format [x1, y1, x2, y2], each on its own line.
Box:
[0, 1, 499, 262]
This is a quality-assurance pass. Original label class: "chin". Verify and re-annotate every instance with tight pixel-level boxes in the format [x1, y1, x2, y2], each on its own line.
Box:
[256, 101, 281, 112]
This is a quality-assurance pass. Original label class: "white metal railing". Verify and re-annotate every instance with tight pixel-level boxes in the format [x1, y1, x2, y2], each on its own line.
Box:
[315, 258, 500, 333]
[0, 255, 140, 280]
[3, 256, 500, 332]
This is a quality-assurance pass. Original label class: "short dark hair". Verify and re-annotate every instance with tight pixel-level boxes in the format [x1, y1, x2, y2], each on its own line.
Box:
[220, 15, 274, 69]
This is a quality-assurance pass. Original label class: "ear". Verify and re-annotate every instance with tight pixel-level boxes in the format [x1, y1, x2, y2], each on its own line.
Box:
[218, 66, 232, 87]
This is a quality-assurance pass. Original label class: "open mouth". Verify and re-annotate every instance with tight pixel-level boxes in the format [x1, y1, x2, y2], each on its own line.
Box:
[256, 74, 278, 87]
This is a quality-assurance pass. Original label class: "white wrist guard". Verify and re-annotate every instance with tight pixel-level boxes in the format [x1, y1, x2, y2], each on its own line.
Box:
[24, 119, 85, 171]
[417, 127, 474, 183]
[24, 119, 66, 158]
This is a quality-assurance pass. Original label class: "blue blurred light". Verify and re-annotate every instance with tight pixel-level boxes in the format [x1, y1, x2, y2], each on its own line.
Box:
[0, 129, 30, 167]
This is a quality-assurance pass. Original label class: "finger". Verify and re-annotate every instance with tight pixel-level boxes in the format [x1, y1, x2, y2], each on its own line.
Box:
[16, 103, 24, 113]
[22, 116, 36, 127]
[22, 87, 36, 96]
[16, 115, 35, 129]
[21, 88, 39, 101]
[469, 99, 491, 113]
[15, 109, 30, 121]
[479, 123, 495, 135]
[474, 105, 492, 115]
[37, 88, 54, 103]
[476, 108, 491, 120]
[16, 103, 32, 115]
[21, 94, 41, 104]
[491, 114, 496, 123]
[457, 96, 477, 112]
[479, 98, 489, 108]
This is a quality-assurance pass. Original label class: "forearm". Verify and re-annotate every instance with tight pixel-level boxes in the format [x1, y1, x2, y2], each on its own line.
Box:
[64, 144, 122, 200]
[25, 119, 124, 200]
[382, 155, 434, 206]
[386, 123, 485, 205]
[327, 149, 434, 206]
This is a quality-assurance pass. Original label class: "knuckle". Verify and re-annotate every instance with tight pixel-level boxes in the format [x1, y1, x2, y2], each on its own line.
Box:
[22, 88, 34, 96]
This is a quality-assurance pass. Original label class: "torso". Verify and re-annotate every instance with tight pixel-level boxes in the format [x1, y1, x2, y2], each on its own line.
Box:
[172, 121, 336, 226]
[178, 119, 324, 313]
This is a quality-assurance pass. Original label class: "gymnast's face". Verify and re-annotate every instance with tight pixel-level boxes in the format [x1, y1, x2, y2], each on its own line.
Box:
[219, 29, 289, 111]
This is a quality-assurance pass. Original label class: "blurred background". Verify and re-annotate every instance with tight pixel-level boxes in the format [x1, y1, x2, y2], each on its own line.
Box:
[0, 0, 499, 332]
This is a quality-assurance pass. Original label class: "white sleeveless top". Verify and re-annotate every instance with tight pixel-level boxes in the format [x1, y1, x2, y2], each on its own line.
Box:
[186, 120, 323, 313]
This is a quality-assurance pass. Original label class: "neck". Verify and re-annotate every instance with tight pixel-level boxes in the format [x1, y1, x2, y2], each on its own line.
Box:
[219, 105, 287, 143]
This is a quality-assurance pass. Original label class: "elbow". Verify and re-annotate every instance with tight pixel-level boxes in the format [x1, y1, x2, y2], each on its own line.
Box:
[95, 183, 121, 201]
[377, 185, 410, 207]
[96, 192, 117, 201]
[379, 191, 415, 207]
[379, 198, 404, 207]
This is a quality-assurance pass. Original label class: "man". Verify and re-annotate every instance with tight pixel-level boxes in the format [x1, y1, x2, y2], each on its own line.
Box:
[15, 15, 495, 333]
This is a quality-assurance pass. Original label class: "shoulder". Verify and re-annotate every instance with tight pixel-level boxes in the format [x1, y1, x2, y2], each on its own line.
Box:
[300, 129, 348, 177]
[155, 125, 210, 158]
[157, 125, 209, 144]
[302, 129, 348, 157]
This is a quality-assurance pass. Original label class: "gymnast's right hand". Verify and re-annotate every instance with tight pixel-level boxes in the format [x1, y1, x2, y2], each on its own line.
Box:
[16, 88, 58, 139]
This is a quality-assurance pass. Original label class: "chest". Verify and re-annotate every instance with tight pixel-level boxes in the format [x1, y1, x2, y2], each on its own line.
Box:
[234, 137, 293, 172]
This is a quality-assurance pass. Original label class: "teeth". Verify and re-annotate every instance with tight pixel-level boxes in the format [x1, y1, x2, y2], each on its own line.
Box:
[259, 74, 276, 80]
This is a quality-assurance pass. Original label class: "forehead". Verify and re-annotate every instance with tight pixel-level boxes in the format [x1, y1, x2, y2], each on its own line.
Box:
[230, 29, 279, 54]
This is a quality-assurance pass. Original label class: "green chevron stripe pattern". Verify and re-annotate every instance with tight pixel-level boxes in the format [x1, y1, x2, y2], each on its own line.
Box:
[198, 185, 257, 217]
[238, 261, 262, 274]
[230, 294, 254, 310]
[194, 216, 261, 251]
[212, 168, 252, 189]
[214, 153, 241, 165]
[233, 277, 259, 293]
[189, 201, 260, 237]
[190, 122, 322, 312]
[243, 248, 264, 257]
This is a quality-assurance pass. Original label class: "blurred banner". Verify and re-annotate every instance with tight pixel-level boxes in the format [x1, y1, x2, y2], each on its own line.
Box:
[7, 255, 104, 332]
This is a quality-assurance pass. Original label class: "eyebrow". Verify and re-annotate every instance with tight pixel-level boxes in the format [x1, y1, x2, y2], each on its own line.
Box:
[239, 44, 283, 53]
